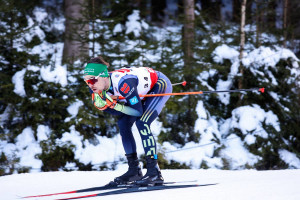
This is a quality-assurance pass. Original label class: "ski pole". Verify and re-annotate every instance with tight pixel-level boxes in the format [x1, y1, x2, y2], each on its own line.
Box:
[118, 88, 264, 99]
[172, 81, 187, 86]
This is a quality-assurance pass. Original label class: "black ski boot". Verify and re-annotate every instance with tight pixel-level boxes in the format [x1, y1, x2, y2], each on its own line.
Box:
[113, 153, 143, 185]
[135, 155, 164, 186]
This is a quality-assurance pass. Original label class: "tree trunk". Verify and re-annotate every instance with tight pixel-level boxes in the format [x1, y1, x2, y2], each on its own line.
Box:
[239, 0, 247, 90]
[183, 0, 195, 66]
[91, 0, 95, 57]
[63, 0, 89, 64]
[201, 0, 221, 21]
[267, 0, 277, 32]
[232, 0, 241, 22]
[246, 0, 254, 24]
[151, 0, 167, 24]
[183, 0, 196, 140]
[283, 0, 288, 48]
[255, 0, 261, 48]
[133, 0, 148, 19]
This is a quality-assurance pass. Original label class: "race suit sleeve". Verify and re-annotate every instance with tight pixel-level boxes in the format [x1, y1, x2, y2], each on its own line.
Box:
[88, 76, 143, 117]
[115, 76, 143, 117]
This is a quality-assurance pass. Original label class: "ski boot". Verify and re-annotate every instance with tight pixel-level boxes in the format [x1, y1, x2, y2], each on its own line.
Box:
[135, 155, 164, 186]
[111, 153, 143, 185]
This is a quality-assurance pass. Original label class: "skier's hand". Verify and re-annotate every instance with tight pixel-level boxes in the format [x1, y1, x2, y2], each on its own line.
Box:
[100, 91, 124, 111]
[98, 91, 139, 115]
[100, 91, 118, 109]
[93, 93, 108, 110]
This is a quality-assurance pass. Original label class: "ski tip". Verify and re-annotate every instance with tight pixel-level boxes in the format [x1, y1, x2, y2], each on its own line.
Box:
[182, 81, 187, 86]
[259, 88, 265, 93]
[22, 191, 77, 198]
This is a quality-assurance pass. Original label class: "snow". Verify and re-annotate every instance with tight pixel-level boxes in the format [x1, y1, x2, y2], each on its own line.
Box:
[243, 46, 299, 70]
[212, 44, 240, 105]
[216, 79, 232, 105]
[12, 69, 27, 97]
[15, 127, 43, 169]
[1, 3, 300, 193]
[40, 65, 68, 87]
[56, 126, 125, 167]
[125, 10, 148, 37]
[211, 34, 221, 43]
[65, 100, 84, 122]
[211, 43, 300, 106]
[2, 35, 298, 173]
[161, 103, 282, 170]
[1, 169, 300, 200]
[212, 44, 239, 64]
[230, 104, 280, 134]
[2, 81, 288, 172]
[0, 106, 11, 126]
[113, 23, 122, 34]
[26, 17, 45, 41]
[279, 149, 300, 169]
[37, 125, 51, 142]
[33, 7, 48, 23]
[221, 135, 260, 168]
[1, 125, 49, 174]
[160, 103, 223, 169]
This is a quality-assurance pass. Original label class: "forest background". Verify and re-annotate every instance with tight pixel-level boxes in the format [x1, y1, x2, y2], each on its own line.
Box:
[0, 0, 300, 176]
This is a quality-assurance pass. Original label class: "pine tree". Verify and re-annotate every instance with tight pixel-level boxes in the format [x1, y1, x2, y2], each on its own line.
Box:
[0, 0, 45, 174]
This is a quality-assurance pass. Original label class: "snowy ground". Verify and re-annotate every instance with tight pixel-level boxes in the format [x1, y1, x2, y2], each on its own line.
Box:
[1, 169, 300, 200]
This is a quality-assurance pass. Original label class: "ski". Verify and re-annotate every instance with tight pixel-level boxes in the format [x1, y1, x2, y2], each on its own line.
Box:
[22, 180, 197, 198]
[22, 183, 127, 198]
[54, 183, 218, 200]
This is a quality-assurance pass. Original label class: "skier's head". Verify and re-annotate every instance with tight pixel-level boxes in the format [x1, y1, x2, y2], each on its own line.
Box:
[84, 56, 109, 77]
[84, 56, 110, 93]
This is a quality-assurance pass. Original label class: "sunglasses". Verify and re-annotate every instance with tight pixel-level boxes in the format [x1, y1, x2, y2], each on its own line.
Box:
[84, 73, 102, 85]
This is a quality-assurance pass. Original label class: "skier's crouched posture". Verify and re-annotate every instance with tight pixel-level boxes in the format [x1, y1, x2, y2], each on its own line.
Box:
[83, 56, 172, 186]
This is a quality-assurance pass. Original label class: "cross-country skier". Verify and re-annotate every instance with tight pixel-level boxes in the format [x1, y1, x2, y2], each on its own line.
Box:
[83, 56, 172, 186]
